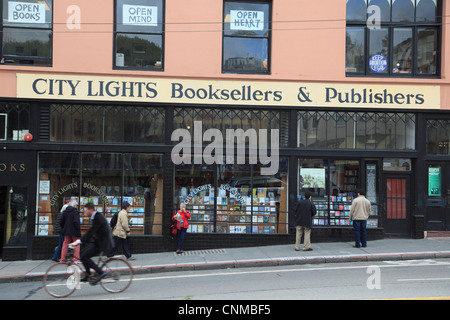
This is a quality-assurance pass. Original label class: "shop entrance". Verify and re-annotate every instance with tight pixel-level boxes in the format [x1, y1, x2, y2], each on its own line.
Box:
[0, 187, 6, 258]
[0, 186, 28, 256]
[425, 163, 450, 231]
[382, 175, 411, 236]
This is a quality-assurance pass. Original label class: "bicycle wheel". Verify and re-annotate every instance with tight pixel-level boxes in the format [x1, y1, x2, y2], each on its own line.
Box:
[100, 258, 134, 293]
[43, 263, 82, 298]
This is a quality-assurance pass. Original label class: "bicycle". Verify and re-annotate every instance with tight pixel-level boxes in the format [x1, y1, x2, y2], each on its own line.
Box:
[43, 246, 134, 298]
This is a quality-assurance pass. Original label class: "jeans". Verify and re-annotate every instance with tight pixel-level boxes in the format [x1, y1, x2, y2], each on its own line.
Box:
[52, 233, 64, 260]
[352, 220, 367, 248]
[177, 228, 187, 251]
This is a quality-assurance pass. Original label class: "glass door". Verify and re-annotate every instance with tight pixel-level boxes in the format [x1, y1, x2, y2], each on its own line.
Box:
[4, 186, 28, 247]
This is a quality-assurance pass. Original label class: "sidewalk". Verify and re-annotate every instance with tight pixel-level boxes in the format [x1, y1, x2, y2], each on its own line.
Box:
[1, 238, 450, 283]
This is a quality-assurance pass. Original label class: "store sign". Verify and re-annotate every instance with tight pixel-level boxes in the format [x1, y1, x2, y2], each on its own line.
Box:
[230, 10, 264, 31]
[122, 4, 157, 26]
[8, 1, 46, 24]
[16, 74, 441, 109]
[428, 167, 441, 197]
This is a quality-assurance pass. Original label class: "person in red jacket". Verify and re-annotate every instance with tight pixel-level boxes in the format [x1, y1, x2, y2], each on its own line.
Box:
[172, 203, 191, 254]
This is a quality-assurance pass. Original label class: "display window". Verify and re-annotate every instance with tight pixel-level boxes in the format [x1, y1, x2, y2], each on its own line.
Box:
[174, 157, 288, 234]
[298, 158, 378, 228]
[36, 152, 163, 236]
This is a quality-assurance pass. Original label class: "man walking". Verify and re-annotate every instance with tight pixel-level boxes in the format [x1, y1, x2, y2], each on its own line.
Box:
[294, 191, 317, 251]
[107, 202, 134, 260]
[349, 190, 371, 248]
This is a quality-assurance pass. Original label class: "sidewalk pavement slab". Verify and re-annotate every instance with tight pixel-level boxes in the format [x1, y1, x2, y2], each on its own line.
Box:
[1, 238, 450, 283]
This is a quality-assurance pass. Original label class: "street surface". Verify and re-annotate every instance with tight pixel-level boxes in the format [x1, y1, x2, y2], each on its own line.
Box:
[1, 259, 449, 301]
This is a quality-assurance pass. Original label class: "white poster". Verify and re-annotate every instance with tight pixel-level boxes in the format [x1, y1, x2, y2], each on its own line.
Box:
[230, 10, 264, 31]
[300, 168, 326, 189]
[123, 4, 157, 26]
[39, 180, 50, 194]
[8, 1, 46, 24]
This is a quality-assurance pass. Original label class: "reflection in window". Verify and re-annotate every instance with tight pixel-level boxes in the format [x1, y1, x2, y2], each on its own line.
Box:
[1, 0, 53, 66]
[0, 102, 30, 140]
[116, 34, 162, 68]
[427, 120, 450, 155]
[346, 0, 441, 77]
[417, 28, 437, 74]
[416, 0, 437, 22]
[50, 104, 165, 143]
[346, 27, 365, 73]
[346, 0, 367, 21]
[369, 28, 389, 74]
[223, 1, 270, 74]
[298, 111, 415, 150]
[368, 0, 391, 21]
[393, 28, 413, 74]
[114, 0, 164, 70]
[392, 0, 415, 22]
[223, 38, 268, 73]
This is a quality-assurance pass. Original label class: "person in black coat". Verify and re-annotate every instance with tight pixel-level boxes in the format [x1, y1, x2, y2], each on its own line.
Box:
[294, 191, 317, 251]
[70, 202, 114, 284]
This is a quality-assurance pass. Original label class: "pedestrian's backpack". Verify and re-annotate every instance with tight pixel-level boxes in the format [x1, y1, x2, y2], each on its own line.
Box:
[110, 212, 119, 229]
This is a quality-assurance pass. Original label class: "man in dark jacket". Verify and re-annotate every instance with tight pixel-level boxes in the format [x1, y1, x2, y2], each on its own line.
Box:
[70, 202, 114, 284]
[294, 192, 317, 251]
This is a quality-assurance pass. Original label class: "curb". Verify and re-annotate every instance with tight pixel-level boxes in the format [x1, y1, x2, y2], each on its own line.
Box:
[1, 251, 450, 284]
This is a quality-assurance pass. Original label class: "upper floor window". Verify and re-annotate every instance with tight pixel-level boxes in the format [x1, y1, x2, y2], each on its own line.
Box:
[222, 0, 271, 74]
[0, 102, 30, 140]
[346, 0, 441, 77]
[114, 0, 164, 71]
[1, 0, 53, 66]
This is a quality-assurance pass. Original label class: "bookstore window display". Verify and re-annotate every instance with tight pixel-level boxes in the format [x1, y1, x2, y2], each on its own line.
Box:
[299, 159, 378, 228]
[174, 157, 288, 234]
[37, 152, 163, 236]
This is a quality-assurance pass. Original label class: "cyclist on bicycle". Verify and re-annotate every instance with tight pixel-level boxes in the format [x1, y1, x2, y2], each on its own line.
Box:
[70, 202, 114, 285]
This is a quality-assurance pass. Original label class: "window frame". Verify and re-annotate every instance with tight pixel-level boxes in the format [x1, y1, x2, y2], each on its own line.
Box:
[113, 0, 165, 72]
[0, 0, 53, 67]
[345, 0, 442, 78]
[222, 0, 272, 75]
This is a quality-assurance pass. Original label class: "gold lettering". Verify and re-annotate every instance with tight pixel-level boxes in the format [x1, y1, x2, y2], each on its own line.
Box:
[20, 163, 25, 172]
[0, 163, 6, 172]
[10, 164, 17, 172]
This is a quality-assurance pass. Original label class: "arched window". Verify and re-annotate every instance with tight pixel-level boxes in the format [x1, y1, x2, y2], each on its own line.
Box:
[346, 0, 367, 21]
[416, 0, 437, 22]
[368, 0, 391, 22]
[346, 0, 441, 77]
[392, 0, 415, 22]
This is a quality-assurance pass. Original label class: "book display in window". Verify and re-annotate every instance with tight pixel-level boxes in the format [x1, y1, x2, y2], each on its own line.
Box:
[67, 194, 146, 235]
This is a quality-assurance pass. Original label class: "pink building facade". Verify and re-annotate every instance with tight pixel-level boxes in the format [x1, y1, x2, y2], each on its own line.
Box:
[0, 0, 448, 260]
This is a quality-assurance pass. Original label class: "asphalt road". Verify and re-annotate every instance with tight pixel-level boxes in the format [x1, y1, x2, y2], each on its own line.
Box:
[2, 259, 450, 301]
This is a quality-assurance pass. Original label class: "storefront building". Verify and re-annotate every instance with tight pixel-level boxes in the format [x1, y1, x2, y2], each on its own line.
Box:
[0, 0, 449, 260]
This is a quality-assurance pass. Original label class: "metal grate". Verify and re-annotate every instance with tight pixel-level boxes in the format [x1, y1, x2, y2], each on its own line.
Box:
[175, 249, 227, 256]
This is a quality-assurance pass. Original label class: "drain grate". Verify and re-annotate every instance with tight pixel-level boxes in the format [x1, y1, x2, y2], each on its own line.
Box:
[175, 249, 227, 256]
